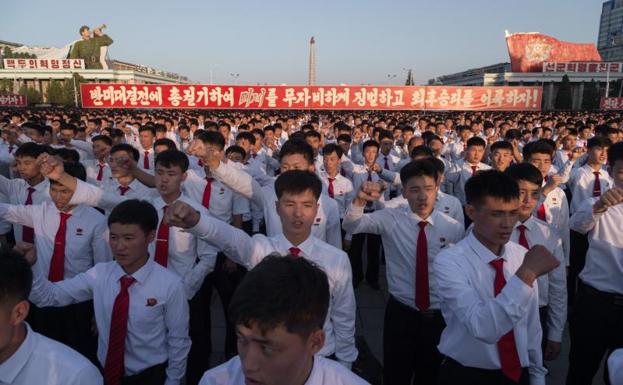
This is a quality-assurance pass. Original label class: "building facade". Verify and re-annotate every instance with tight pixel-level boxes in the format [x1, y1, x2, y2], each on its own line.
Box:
[599, 0, 623, 62]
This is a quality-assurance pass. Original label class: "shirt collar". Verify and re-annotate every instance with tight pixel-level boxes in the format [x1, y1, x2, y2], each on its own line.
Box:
[515, 216, 536, 231]
[277, 233, 316, 257]
[466, 231, 508, 264]
[406, 207, 436, 226]
[0, 323, 36, 384]
[112, 258, 154, 285]
[31, 178, 49, 191]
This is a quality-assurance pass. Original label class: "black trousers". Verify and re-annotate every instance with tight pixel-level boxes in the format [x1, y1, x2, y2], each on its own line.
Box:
[348, 232, 381, 286]
[539, 306, 549, 356]
[120, 362, 167, 385]
[186, 283, 211, 385]
[437, 357, 529, 385]
[568, 230, 589, 306]
[566, 281, 623, 385]
[383, 296, 445, 385]
[28, 300, 98, 365]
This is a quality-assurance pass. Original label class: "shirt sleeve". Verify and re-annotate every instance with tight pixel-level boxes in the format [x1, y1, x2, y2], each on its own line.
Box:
[323, 197, 343, 249]
[29, 261, 96, 307]
[163, 279, 191, 385]
[211, 161, 264, 206]
[69, 178, 126, 210]
[331, 253, 358, 363]
[342, 203, 392, 235]
[0, 202, 37, 228]
[183, 239, 218, 299]
[569, 197, 600, 234]
[546, 236, 567, 342]
[526, 286, 547, 385]
[92, 217, 113, 264]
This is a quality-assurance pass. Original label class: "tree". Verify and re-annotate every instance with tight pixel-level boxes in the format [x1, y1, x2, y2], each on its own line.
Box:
[582, 80, 601, 111]
[0, 79, 13, 93]
[17, 85, 42, 105]
[61, 73, 87, 107]
[46, 80, 64, 105]
[555, 75, 572, 110]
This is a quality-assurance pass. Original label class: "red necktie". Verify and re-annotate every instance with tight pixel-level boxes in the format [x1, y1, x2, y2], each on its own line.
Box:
[289, 247, 301, 256]
[143, 151, 150, 169]
[489, 259, 522, 382]
[202, 178, 213, 209]
[22, 187, 35, 243]
[154, 206, 169, 267]
[198, 159, 204, 167]
[384, 157, 389, 170]
[97, 163, 105, 181]
[415, 221, 430, 311]
[544, 175, 549, 183]
[328, 178, 335, 198]
[593, 172, 601, 197]
[48, 212, 71, 282]
[517, 224, 529, 249]
[104, 276, 136, 385]
[463, 143, 467, 151]
[536, 203, 546, 221]
[471, 165, 478, 176]
[118, 186, 130, 196]
[367, 170, 372, 182]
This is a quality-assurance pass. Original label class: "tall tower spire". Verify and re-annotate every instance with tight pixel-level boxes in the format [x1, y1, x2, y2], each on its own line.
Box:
[308, 36, 316, 86]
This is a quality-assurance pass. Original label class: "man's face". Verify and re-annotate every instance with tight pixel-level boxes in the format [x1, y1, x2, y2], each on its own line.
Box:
[517, 180, 541, 220]
[49, 181, 75, 211]
[363, 146, 378, 166]
[402, 175, 438, 218]
[337, 140, 350, 155]
[139, 131, 155, 150]
[322, 151, 340, 174]
[227, 152, 244, 163]
[179, 129, 190, 140]
[109, 223, 155, 272]
[155, 164, 185, 197]
[464, 145, 484, 164]
[379, 139, 393, 156]
[236, 139, 253, 154]
[92, 140, 111, 161]
[460, 130, 471, 142]
[467, 197, 520, 250]
[280, 154, 313, 173]
[86, 121, 97, 132]
[237, 322, 323, 385]
[42, 131, 53, 145]
[109, 150, 132, 178]
[562, 135, 577, 150]
[275, 189, 319, 239]
[588, 146, 608, 165]
[527, 153, 552, 177]
[305, 137, 321, 155]
[80, 28, 90, 39]
[15, 156, 40, 180]
[609, 159, 623, 187]
[428, 139, 443, 157]
[25, 128, 42, 144]
[490, 149, 513, 172]
[219, 126, 230, 141]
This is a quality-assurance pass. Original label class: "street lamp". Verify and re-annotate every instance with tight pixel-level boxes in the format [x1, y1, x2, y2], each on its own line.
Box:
[387, 73, 397, 85]
[230, 73, 240, 85]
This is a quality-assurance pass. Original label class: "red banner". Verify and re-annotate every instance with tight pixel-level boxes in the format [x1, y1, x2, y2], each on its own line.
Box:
[0, 94, 27, 107]
[601, 97, 623, 110]
[507, 32, 602, 73]
[80, 84, 542, 111]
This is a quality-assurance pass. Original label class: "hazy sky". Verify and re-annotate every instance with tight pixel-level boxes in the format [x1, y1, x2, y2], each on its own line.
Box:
[0, 0, 603, 85]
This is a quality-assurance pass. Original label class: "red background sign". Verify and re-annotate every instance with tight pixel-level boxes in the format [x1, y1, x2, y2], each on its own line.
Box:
[0, 94, 27, 107]
[601, 97, 623, 110]
[81, 84, 542, 111]
[507, 33, 602, 73]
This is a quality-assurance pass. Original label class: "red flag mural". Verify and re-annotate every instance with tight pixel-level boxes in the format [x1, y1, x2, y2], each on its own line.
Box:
[506, 32, 602, 73]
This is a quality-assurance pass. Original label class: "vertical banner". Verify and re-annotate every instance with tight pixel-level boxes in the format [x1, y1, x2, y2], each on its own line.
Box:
[81, 84, 542, 111]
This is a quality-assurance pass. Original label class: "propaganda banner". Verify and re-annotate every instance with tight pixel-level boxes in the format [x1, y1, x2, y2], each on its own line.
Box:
[3, 59, 85, 70]
[506, 32, 602, 73]
[543, 62, 622, 73]
[600, 97, 623, 110]
[81, 84, 543, 111]
[0, 94, 27, 107]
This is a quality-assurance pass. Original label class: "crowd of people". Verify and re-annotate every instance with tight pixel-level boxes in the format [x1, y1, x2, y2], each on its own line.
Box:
[0, 108, 621, 385]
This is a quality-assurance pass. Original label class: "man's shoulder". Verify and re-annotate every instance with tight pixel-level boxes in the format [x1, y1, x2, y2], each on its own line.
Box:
[31, 330, 101, 377]
[311, 356, 370, 385]
[199, 356, 243, 385]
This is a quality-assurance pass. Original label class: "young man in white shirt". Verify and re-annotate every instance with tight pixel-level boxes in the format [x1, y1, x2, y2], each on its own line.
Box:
[82, 134, 112, 186]
[434, 170, 559, 385]
[164, 170, 358, 369]
[137, 126, 156, 172]
[102, 143, 153, 201]
[343, 159, 464, 385]
[505, 163, 567, 362]
[25, 199, 191, 385]
[445, 136, 492, 207]
[566, 141, 623, 385]
[489, 141, 514, 172]
[195, 255, 369, 385]
[0, 249, 103, 385]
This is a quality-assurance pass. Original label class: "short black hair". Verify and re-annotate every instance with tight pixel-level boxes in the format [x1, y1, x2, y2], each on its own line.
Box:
[108, 199, 158, 234]
[79, 25, 89, 33]
[322, 143, 343, 159]
[428, 156, 446, 175]
[336, 134, 352, 144]
[490, 140, 513, 153]
[225, 145, 246, 159]
[138, 125, 156, 136]
[400, 159, 438, 185]
[410, 145, 433, 159]
[362, 139, 380, 152]
[522, 140, 555, 161]
[505, 163, 543, 187]
[279, 139, 314, 165]
[587, 136, 612, 149]
[274, 170, 322, 201]
[608, 141, 623, 167]
[195, 130, 226, 150]
[155, 150, 189, 172]
[304, 130, 321, 140]
[465, 170, 520, 206]
[53, 148, 81, 163]
[229, 255, 330, 338]
[14, 142, 50, 159]
[0, 248, 33, 306]
[153, 138, 177, 151]
[110, 143, 140, 162]
[236, 131, 256, 145]
[466, 136, 486, 149]
[63, 161, 86, 182]
[92, 134, 113, 147]
[378, 130, 393, 142]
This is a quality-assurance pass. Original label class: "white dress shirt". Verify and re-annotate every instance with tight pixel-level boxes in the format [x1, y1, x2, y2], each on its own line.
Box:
[351, 163, 389, 204]
[183, 169, 247, 223]
[68, 179, 218, 299]
[188, 214, 358, 364]
[570, 197, 623, 294]
[199, 355, 370, 385]
[381, 191, 465, 228]
[376, 152, 401, 172]
[83, 159, 112, 186]
[0, 323, 103, 385]
[0, 202, 112, 279]
[318, 171, 354, 218]
[445, 159, 492, 205]
[433, 232, 546, 385]
[343, 204, 464, 310]
[568, 164, 612, 213]
[0, 176, 50, 241]
[511, 217, 567, 342]
[29, 259, 190, 385]
[210, 160, 343, 249]
[137, 147, 155, 172]
[102, 177, 155, 201]
[536, 185, 570, 265]
[608, 349, 623, 385]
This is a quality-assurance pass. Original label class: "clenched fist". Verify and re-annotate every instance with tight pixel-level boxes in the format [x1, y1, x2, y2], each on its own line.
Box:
[516, 245, 560, 286]
[163, 200, 201, 229]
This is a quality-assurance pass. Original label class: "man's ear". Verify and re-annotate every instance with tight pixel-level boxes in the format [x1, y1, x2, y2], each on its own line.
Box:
[146, 229, 156, 244]
[307, 329, 326, 355]
[465, 203, 477, 221]
[11, 300, 30, 325]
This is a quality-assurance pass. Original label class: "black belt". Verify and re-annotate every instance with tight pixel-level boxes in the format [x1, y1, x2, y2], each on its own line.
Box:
[388, 295, 442, 317]
[579, 280, 623, 306]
